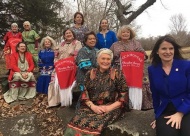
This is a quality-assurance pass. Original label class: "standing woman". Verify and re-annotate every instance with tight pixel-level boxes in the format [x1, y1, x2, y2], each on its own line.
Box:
[4, 42, 36, 103]
[76, 31, 98, 91]
[148, 35, 190, 136]
[22, 21, 40, 67]
[48, 28, 82, 107]
[96, 19, 117, 49]
[3, 23, 22, 71]
[110, 25, 151, 110]
[36, 36, 56, 94]
[71, 12, 89, 44]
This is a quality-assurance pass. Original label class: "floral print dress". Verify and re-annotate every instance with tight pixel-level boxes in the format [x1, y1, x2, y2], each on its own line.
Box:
[64, 68, 129, 136]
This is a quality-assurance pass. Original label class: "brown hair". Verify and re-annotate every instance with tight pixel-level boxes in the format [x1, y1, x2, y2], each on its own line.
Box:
[74, 12, 84, 25]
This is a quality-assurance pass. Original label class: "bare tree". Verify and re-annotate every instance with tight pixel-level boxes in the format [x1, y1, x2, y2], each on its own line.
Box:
[169, 13, 187, 34]
[114, 0, 157, 25]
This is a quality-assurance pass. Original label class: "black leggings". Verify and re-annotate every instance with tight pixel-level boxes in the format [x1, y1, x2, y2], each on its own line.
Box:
[156, 103, 190, 136]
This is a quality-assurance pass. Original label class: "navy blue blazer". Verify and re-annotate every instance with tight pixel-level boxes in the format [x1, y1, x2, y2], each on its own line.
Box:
[148, 59, 190, 119]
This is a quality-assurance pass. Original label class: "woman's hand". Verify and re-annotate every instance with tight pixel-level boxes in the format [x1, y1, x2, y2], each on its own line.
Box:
[164, 112, 184, 129]
[21, 72, 28, 79]
[91, 105, 106, 114]
[150, 120, 156, 129]
[100, 105, 113, 113]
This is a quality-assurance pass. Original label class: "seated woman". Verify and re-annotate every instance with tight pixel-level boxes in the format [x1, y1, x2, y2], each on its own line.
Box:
[76, 31, 98, 91]
[4, 42, 36, 103]
[48, 28, 82, 107]
[64, 48, 129, 136]
[36, 36, 56, 94]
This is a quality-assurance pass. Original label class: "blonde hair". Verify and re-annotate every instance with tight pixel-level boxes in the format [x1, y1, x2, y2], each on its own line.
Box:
[97, 48, 113, 60]
[117, 25, 136, 41]
[40, 36, 57, 50]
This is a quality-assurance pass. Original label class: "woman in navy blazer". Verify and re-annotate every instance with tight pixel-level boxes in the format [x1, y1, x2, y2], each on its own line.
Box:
[148, 35, 190, 136]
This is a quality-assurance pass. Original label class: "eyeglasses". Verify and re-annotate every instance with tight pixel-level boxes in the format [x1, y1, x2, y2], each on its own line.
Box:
[24, 25, 29, 26]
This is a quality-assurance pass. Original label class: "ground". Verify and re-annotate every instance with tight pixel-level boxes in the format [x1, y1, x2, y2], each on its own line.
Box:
[0, 56, 64, 136]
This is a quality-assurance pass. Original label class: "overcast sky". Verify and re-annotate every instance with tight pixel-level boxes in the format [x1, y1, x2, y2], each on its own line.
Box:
[135, 0, 190, 38]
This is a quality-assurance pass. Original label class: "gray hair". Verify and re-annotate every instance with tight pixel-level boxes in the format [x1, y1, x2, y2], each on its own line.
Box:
[97, 48, 113, 60]
[23, 21, 31, 27]
[11, 23, 18, 27]
[40, 36, 57, 50]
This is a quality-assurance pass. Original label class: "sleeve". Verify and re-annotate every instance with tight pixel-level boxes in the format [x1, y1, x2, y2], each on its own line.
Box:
[10, 54, 21, 72]
[73, 41, 82, 57]
[177, 62, 190, 114]
[148, 66, 160, 116]
[3, 32, 9, 43]
[33, 30, 40, 40]
[26, 52, 35, 72]
[76, 48, 92, 72]
[18, 32, 22, 40]
[112, 31, 118, 43]
[38, 51, 44, 68]
[95, 33, 100, 49]
[80, 71, 91, 102]
[115, 70, 129, 107]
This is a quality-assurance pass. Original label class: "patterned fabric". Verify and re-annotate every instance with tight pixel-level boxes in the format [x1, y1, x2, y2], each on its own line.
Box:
[64, 68, 129, 135]
[110, 39, 152, 110]
[48, 40, 82, 106]
[22, 30, 40, 66]
[71, 25, 89, 44]
[76, 46, 98, 86]
[54, 40, 82, 62]
[4, 58, 36, 103]
[36, 48, 54, 94]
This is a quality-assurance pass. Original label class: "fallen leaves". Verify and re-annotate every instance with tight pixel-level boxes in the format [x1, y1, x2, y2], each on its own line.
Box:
[0, 93, 64, 136]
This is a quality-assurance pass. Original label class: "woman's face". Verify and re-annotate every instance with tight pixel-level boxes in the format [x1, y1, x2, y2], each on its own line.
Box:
[11, 26, 18, 33]
[85, 34, 96, 48]
[97, 53, 112, 72]
[74, 14, 83, 25]
[44, 39, 51, 48]
[64, 30, 74, 41]
[157, 41, 174, 63]
[23, 24, 30, 31]
[100, 19, 108, 30]
[18, 43, 27, 53]
[121, 29, 130, 41]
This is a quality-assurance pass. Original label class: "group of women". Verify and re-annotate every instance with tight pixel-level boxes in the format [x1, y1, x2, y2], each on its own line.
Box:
[2, 11, 190, 136]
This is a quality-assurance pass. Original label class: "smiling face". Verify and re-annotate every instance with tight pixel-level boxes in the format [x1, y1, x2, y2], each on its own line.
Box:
[97, 53, 112, 72]
[157, 41, 174, 63]
[100, 19, 108, 31]
[17, 43, 27, 53]
[64, 29, 74, 42]
[44, 39, 51, 49]
[121, 29, 130, 41]
[11, 25, 18, 33]
[85, 34, 96, 48]
[74, 14, 83, 25]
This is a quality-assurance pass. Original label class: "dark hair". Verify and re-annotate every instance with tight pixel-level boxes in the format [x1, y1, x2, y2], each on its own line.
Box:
[74, 12, 84, 25]
[150, 35, 183, 66]
[62, 28, 76, 40]
[83, 31, 97, 45]
[98, 19, 109, 32]
[16, 42, 27, 52]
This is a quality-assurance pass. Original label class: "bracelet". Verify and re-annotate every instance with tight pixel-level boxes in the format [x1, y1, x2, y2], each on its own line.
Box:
[87, 102, 92, 108]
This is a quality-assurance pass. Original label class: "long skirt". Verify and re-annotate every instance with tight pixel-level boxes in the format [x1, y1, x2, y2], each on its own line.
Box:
[36, 75, 51, 94]
[64, 105, 125, 136]
[4, 72, 36, 103]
